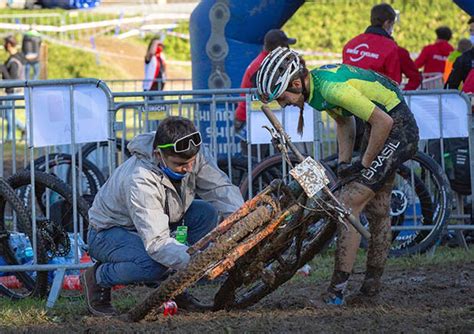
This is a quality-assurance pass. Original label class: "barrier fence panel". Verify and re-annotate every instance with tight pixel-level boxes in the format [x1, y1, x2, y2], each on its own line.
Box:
[1, 82, 473, 308]
[0, 78, 113, 307]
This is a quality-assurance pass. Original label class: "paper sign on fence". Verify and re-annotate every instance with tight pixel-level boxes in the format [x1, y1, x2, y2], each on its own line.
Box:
[25, 84, 109, 147]
[406, 94, 469, 140]
[248, 104, 314, 144]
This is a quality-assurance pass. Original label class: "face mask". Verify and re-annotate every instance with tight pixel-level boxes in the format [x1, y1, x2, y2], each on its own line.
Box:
[158, 149, 187, 181]
[155, 45, 163, 55]
[470, 35, 474, 45]
[159, 165, 186, 181]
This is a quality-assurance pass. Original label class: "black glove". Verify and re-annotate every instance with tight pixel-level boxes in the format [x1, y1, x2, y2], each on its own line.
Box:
[337, 160, 365, 179]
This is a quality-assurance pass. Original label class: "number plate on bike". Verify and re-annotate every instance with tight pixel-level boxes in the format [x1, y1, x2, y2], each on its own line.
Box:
[290, 157, 329, 197]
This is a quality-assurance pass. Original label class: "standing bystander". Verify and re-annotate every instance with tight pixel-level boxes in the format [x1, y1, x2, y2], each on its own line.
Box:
[22, 26, 42, 80]
[0, 35, 26, 141]
[415, 26, 454, 77]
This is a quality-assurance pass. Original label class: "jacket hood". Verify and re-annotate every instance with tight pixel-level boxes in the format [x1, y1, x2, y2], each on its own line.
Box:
[127, 132, 157, 163]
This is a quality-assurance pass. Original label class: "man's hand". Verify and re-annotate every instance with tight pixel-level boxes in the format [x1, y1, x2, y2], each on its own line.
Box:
[337, 160, 365, 179]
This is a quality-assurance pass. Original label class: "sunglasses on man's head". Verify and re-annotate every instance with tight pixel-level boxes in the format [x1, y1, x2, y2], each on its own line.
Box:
[156, 131, 202, 153]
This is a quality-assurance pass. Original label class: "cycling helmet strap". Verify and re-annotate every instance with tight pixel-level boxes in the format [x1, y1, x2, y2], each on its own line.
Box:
[297, 71, 308, 135]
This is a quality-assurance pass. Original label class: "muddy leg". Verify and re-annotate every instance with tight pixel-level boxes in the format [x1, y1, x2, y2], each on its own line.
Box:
[324, 182, 374, 303]
[360, 175, 395, 296]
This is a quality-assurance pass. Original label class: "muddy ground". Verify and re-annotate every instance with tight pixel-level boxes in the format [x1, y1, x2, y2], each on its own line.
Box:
[7, 260, 473, 333]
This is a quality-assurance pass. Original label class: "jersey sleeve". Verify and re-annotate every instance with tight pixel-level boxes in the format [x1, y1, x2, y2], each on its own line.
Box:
[414, 46, 428, 69]
[320, 81, 376, 121]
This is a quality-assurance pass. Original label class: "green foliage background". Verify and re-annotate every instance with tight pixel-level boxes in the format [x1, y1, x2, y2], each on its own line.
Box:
[285, 0, 471, 55]
[0, 0, 470, 78]
[47, 43, 120, 79]
[161, 0, 471, 61]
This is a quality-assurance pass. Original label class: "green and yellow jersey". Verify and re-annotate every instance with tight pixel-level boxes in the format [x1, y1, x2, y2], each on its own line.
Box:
[307, 64, 404, 121]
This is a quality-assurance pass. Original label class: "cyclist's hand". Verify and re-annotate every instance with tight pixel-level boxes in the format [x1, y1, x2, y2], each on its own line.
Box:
[337, 160, 364, 179]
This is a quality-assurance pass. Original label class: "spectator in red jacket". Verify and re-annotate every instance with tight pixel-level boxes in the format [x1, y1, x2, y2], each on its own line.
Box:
[398, 46, 421, 90]
[415, 26, 454, 75]
[234, 29, 296, 126]
[342, 3, 401, 84]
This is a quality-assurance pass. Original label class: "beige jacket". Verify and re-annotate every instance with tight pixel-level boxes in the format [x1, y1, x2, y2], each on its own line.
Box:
[88, 132, 244, 270]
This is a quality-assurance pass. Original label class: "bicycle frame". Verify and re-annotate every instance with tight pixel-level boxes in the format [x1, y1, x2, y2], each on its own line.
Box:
[260, 105, 370, 240]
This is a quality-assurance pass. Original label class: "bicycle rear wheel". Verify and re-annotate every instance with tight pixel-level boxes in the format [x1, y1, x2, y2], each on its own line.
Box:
[387, 151, 451, 256]
[80, 140, 130, 179]
[31, 153, 105, 197]
[322, 151, 451, 256]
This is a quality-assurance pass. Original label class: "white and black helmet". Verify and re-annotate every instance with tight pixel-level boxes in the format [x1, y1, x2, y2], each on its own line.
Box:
[256, 47, 301, 103]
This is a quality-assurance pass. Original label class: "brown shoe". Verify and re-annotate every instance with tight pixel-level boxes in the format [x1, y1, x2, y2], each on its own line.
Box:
[81, 263, 117, 316]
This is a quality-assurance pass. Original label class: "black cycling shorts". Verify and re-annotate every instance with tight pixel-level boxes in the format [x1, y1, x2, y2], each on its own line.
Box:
[356, 102, 419, 192]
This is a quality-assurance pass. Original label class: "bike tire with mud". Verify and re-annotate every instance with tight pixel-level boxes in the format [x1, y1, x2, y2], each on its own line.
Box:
[128, 203, 278, 321]
[210, 156, 338, 310]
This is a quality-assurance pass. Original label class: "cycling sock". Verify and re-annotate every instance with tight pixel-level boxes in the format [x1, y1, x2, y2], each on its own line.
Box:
[326, 270, 350, 304]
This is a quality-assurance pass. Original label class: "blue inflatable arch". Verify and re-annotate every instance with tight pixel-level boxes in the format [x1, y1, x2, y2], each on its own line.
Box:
[190, 0, 474, 90]
[189, 0, 304, 90]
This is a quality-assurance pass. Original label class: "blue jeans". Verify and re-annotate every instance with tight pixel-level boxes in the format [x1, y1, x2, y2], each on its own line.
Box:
[25, 62, 40, 80]
[87, 200, 218, 288]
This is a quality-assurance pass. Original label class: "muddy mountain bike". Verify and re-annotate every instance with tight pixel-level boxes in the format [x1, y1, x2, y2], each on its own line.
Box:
[127, 105, 370, 321]
[241, 149, 451, 257]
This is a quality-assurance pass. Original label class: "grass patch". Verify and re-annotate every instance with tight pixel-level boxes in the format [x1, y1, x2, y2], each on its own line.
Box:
[0, 299, 52, 327]
[296, 245, 474, 284]
[0, 246, 471, 328]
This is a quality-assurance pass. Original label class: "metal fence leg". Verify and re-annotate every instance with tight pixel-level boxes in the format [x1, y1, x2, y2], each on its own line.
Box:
[46, 269, 66, 309]
[426, 238, 441, 258]
[454, 192, 469, 251]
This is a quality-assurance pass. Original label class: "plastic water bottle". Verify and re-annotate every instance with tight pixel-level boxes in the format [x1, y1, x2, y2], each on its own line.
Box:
[0, 275, 22, 289]
[63, 275, 82, 291]
[297, 264, 312, 277]
[0, 255, 8, 276]
[161, 300, 178, 316]
[8, 233, 34, 264]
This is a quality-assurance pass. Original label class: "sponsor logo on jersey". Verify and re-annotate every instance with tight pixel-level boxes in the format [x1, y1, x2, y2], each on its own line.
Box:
[433, 54, 448, 61]
[346, 43, 380, 62]
[362, 141, 400, 180]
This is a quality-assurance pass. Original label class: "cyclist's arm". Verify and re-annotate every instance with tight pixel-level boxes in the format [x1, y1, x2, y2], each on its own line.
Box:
[322, 82, 393, 167]
[362, 106, 393, 167]
[330, 112, 356, 164]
